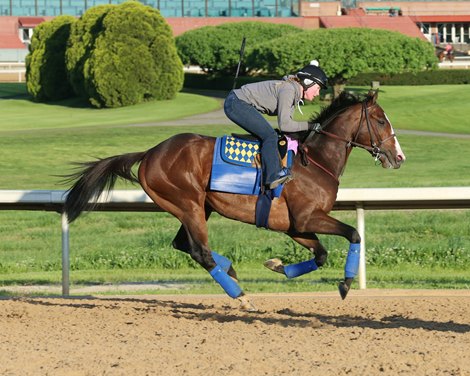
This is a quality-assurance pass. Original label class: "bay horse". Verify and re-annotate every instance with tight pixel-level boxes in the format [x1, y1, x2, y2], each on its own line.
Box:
[438, 49, 454, 63]
[64, 90, 405, 310]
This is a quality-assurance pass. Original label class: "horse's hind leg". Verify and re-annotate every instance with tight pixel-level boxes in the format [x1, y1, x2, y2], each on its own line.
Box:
[172, 223, 239, 281]
[145, 191, 254, 309]
[173, 213, 255, 311]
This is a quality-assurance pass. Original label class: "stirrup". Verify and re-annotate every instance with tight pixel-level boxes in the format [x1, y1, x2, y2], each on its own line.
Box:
[268, 168, 292, 190]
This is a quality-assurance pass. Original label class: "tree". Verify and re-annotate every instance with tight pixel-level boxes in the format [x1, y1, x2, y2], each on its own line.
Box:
[65, 4, 114, 99]
[66, 1, 183, 108]
[251, 28, 438, 96]
[26, 15, 77, 101]
[175, 21, 302, 76]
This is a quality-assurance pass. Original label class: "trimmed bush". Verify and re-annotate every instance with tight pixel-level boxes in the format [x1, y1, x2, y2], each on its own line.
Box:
[66, 4, 114, 99]
[176, 21, 302, 75]
[66, 1, 183, 108]
[349, 69, 470, 86]
[26, 15, 77, 101]
[251, 28, 438, 86]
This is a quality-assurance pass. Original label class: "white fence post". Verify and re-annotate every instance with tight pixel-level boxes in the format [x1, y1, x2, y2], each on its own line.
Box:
[61, 211, 70, 296]
[356, 204, 366, 289]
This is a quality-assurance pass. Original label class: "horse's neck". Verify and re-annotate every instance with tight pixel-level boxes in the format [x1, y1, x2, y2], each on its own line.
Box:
[305, 118, 357, 179]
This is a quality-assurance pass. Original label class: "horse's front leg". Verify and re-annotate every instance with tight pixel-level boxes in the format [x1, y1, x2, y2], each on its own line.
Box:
[264, 233, 327, 277]
[292, 211, 361, 299]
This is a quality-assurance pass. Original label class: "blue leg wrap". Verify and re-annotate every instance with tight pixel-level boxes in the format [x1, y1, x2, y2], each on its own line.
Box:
[211, 251, 232, 272]
[284, 259, 318, 279]
[344, 243, 361, 278]
[210, 265, 242, 298]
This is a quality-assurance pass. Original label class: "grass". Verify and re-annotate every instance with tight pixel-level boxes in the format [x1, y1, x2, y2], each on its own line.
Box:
[0, 83, 220, 132]
[296, 85, 470, 135]
[0, 83, 469, 294]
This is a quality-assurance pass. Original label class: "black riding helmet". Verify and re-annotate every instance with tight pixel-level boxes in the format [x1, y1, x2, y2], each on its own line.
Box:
[296, 60, 328, 89]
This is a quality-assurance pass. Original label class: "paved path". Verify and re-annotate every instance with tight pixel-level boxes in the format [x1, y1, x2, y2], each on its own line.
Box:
[133, 89, 470, 139]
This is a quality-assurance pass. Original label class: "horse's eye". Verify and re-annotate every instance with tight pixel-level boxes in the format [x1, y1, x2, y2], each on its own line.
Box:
[378, 119, 386, 126]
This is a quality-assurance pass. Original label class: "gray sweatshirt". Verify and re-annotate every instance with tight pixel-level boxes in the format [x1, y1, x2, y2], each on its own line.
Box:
[233, 76, 309, 132]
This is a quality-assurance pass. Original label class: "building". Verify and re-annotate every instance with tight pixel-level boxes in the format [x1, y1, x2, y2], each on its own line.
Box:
[1, 0, 469, 63]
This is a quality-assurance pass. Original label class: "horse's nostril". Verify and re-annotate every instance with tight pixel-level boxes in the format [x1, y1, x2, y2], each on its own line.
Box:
[397, 155, 403, 162]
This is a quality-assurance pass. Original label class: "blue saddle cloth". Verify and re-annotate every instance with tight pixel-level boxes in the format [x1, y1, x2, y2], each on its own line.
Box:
[210, 135, 294, 197]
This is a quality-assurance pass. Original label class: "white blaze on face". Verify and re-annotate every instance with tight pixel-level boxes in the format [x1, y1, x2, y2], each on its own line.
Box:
[385, 113, 406, 162]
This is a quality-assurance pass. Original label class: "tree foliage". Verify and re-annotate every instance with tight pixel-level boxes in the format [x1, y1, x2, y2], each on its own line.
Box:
[26, 15, 77, 101]
[66, 1, 183, 108]
[251, 28, 438, 87]
[65, 4, 114, 99]
[175, 21, 302, 75]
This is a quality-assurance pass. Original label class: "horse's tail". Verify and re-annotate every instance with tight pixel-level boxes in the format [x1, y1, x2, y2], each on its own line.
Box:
[64, 151, 147, 223]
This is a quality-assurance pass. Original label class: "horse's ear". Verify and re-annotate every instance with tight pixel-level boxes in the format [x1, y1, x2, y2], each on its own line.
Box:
[367, 89, 379, 104]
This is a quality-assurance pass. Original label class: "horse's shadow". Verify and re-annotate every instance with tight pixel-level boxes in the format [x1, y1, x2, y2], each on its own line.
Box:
[13, 296, 470, 334]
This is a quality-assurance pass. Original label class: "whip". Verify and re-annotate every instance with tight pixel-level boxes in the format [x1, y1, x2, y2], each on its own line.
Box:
[233, 37, 246, 90]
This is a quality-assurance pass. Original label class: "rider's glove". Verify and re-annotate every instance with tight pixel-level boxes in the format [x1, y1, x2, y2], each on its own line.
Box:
[308, 123, 322, 132]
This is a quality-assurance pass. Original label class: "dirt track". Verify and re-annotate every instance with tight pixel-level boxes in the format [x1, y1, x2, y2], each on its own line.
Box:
[1, 289, 469, 376]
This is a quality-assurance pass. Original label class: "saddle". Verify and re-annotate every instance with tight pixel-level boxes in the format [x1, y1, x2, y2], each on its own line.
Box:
[209, 133, 297, 197]
[223, 133, 289, 169]
[230, 133, 289, 166]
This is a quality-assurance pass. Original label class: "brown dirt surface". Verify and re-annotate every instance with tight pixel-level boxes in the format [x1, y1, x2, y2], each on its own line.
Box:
[0, 289, 469, 376]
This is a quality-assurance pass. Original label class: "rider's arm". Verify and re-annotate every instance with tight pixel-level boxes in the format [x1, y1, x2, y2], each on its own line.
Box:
[276, 84, 310, 133]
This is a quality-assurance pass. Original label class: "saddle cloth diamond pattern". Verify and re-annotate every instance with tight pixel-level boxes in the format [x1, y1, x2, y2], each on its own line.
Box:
[223, 136, 259, 166]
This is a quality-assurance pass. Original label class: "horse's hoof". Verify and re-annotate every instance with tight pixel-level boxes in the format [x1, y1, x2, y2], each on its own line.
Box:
[238, 296, 258, 312]
[338, 281, 350, 300]
[263, 258, 286, 275]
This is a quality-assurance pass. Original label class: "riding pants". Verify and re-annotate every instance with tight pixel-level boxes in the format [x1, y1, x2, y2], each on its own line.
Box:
[224, 90, 281, 186]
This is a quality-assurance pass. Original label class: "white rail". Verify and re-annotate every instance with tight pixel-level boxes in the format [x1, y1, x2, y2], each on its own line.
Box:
[1, 187, 470, 295]
[0, 62, 26, 82]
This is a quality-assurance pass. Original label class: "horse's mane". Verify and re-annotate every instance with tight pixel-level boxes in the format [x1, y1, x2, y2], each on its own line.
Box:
[289, 91, 366, 142]
[310, 91, 363, 125]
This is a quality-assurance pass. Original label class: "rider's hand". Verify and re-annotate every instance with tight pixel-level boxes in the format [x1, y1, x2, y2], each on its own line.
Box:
[308, 123, 322, 132]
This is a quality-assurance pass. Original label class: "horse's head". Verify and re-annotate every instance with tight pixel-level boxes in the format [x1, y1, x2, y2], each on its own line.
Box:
[307, 90, 405, 170]
[355, 91, 406, 169]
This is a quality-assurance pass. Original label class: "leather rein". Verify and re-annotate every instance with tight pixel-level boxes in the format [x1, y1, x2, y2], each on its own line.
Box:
[300, 99, 396, 185]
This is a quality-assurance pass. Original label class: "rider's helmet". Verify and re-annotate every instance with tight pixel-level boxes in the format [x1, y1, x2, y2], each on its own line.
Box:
[296, 60, 328, 90]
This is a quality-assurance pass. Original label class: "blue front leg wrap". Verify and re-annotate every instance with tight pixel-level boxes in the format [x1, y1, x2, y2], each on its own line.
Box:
[284, 259, 318, 279]
[345, 243, 361, 278]
[210, 265, 242, 298]
[211, 251, 232, 272]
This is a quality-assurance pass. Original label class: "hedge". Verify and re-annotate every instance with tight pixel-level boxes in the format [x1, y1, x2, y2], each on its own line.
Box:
[26, 15, 77, 101]
[176, 22, 302, 75]
[183, 69, 470, 91]
[66, 1, 183, 108]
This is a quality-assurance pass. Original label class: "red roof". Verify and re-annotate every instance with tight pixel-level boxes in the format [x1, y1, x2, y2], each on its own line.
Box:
[18, 17, 45, 28]
[410, 15, 470, 23]
[0, 34, 26, 49]
[320, 15, 426, 40]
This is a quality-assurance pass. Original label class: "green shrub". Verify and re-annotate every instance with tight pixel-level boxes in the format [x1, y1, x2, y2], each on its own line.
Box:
[251, 28, 438, 86]
[176, 21, 302, 75]
[25, 15, 77, 101]
[65, 4, 114, 99]
[349, 69, 470, 85]
[66, 1, 183, 108]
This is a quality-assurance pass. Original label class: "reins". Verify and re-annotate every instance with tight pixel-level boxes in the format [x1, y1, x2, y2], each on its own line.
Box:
[300, 96, 396, 183]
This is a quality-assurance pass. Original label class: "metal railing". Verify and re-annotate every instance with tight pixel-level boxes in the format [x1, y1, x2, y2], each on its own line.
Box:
[1, 187, 469, 295]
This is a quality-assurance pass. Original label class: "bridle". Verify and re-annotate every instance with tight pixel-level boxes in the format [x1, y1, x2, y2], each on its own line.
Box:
[300, 97, 396, 183]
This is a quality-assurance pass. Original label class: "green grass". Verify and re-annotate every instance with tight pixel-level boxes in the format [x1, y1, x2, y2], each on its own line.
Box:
[296, 85, 470, 135]
[0, 83, 469, 294]
[0, 83, 220, 132]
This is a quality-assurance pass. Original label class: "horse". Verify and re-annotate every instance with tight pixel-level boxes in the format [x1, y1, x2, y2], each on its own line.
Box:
[438, 50, 454, 63]
[64, 90, 405, 310]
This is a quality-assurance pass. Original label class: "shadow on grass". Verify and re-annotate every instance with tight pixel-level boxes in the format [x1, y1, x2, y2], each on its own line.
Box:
[0, 82, 92, 108]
